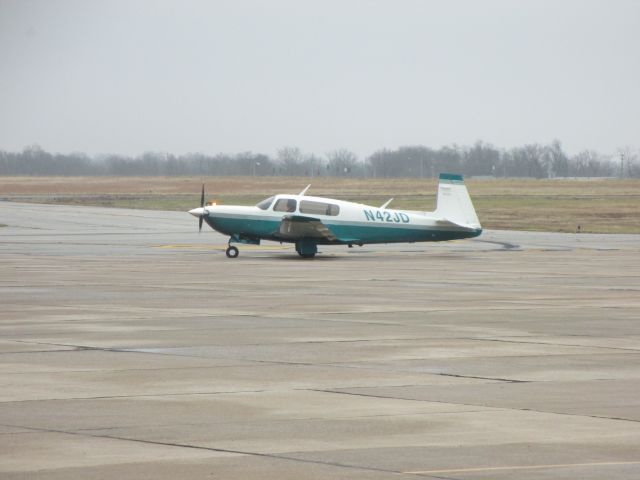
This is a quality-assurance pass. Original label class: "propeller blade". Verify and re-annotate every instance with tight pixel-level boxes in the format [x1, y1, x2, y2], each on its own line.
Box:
[197, 183, 205, 233]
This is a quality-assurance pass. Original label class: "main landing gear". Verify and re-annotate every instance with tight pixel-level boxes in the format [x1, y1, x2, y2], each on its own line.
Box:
[225, 245, 239, 258]
[295, 239, 317, 258]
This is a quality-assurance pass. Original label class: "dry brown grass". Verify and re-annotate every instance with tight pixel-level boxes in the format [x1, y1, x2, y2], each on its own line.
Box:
[2, 175, 639, 195]
[1, 176, 639, 233]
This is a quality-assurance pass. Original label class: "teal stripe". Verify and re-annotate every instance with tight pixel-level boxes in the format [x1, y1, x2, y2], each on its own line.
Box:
[327, 223, 480, 243]
[439, 173, 464, 184]
[206, 215, 481, 244]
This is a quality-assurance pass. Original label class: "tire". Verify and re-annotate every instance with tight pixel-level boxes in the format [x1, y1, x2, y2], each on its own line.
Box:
[225, 246, 239, 258]
[295, 239, 317, 258]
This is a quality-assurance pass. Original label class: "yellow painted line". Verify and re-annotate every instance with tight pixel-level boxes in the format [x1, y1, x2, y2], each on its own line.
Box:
[404, 461, 640, 475]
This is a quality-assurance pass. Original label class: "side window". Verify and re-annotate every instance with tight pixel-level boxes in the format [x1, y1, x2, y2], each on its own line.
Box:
[300, 200, 340, 216]
[273, 198, 297, 213]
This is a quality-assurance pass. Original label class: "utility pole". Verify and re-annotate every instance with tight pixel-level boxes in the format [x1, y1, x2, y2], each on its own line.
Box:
[620, 152, 625, 178]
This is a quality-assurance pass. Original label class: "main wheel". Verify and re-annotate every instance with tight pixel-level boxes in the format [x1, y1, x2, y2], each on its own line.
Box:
[295, 239, 317, 258]
[225, 245, 239, 258]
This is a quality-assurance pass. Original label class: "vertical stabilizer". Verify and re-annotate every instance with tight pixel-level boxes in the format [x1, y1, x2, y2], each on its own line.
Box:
[435, 174, 481, 229]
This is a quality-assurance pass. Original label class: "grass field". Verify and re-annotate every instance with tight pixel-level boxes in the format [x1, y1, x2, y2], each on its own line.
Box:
[1, 176, 639, 233]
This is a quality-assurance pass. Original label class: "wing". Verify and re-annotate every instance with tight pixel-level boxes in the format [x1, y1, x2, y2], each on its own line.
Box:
[278, 215, 337, 241]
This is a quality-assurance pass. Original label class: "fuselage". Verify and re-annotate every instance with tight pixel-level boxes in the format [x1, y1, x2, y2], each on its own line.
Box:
[197, 194, 482, 245]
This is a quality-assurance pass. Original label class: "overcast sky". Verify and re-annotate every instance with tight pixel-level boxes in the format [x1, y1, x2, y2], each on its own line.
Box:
[1, 0, 638, 158]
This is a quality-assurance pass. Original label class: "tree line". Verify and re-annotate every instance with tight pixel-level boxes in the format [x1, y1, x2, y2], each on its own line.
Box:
[0, 141, 637, 178]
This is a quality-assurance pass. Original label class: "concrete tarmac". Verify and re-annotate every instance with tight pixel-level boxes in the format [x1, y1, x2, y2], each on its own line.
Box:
[1, 201, 639, 479]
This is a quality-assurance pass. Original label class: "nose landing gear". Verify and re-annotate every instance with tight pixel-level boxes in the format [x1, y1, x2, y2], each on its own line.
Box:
[224, 235, 261, 258]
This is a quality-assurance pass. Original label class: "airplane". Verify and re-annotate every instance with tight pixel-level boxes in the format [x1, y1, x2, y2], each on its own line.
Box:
[188, 173, 482, 258]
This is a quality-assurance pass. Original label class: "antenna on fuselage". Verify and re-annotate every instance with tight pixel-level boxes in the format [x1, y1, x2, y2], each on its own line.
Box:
[380, 198, 393, 209]
[299, 184, 311, 196]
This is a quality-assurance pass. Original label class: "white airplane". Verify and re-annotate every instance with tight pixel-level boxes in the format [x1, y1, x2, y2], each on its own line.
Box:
[189, 173, 481, 258]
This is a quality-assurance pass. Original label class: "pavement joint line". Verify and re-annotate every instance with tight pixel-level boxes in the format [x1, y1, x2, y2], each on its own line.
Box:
[0, 389, 273, 404]
[0, 422, 410, 478]
[401, 473, 459, 480]
[313, 389, 640, 424]
[7, 339, 640, 364]
[2, 342, 252, 362]
[431, 372, 526, 383]
[404, 461, 640, 475]
[318, 363, 527, 383]
[477, 337, 640, 352]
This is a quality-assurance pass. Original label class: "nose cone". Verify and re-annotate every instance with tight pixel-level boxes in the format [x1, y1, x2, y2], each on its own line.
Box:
[188, 207, 204, 218]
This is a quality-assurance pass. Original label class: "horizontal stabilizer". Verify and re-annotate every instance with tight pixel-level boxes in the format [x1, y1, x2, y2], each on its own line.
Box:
[435, 218, 479, 231]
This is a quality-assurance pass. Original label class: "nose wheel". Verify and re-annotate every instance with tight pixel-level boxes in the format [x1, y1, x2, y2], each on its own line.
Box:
[225, 245, 239, 258]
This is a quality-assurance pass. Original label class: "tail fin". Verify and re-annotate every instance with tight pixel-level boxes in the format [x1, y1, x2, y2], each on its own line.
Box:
[435, 173, 481, 229]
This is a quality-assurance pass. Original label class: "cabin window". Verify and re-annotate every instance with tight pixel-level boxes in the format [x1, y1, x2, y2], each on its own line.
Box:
[273, 198, 297, 213]
[300, 200, 340, 216]
[256, 196, 274, 210]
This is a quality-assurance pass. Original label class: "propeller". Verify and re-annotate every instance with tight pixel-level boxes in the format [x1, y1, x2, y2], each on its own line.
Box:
[198, 183, 205, 232]
[188, 184, 207, 231]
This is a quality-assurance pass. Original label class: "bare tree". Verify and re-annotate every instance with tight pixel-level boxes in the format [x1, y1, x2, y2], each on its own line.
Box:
[617, 146, 639, 178]
[277, 146, 305, 175]
[326, 149, 359, 176]
[465, 141, 500, 177]
[0, 142, 629, 178]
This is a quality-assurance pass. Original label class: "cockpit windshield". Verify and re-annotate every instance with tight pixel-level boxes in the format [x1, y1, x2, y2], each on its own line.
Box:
[256, 196, 275, 210]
